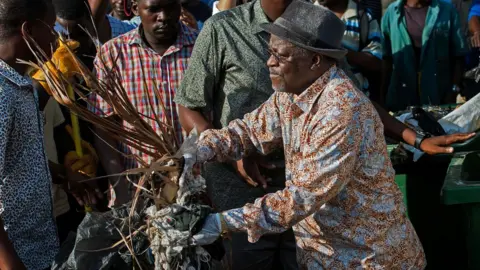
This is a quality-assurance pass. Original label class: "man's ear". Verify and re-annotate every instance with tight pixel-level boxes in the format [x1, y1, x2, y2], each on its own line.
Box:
[310, 54, 323, 70]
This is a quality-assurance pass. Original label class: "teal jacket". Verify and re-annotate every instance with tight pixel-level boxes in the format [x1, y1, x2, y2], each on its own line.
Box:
[382, 0, 467, 112]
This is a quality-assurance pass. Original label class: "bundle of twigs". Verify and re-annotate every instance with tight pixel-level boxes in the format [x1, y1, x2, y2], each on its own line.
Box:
[20, 29, 211, 270]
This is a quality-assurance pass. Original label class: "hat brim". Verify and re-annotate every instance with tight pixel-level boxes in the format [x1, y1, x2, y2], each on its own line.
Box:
[260, 23, 347, 60]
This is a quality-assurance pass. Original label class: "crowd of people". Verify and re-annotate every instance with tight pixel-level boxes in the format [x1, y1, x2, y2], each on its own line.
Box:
[0, 0, 478, 269]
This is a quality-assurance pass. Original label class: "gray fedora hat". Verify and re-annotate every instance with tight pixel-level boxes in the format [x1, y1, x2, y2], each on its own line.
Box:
[260, 0, 347, 59]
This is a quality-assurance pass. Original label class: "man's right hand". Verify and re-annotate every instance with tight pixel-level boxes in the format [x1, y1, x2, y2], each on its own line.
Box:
[232, 157, 270, 189]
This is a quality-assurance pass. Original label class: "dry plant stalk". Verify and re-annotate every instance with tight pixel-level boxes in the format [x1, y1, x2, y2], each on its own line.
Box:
[19, 29, 190, 269]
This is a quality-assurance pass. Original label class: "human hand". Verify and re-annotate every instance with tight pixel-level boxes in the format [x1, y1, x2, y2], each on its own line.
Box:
[191, 213, 223, 246]
[232, 157, 275, 189]
[471, 32, 480, 48]
[180, 8, 198, 29]
[420, 133, 476, 155]
[65, 168, 103, 206]
[64, 125, 99, 178]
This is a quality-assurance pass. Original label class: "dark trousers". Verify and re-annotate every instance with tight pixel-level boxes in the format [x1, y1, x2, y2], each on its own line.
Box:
[222, 230, 298, 270]
[204, 162, 298, 270]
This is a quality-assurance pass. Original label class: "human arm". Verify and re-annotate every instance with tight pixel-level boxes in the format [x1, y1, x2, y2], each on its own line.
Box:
[88, 0, 110, 26]
[469, 16, 480, 47]
[0, 89, 26, 270]
[372, 100, 474, 154]
[196, 94, 283, 164]
[469, 1, 480, 47]
[346, 17, 382, 73]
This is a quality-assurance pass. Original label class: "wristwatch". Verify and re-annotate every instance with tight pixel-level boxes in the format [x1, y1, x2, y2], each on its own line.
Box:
[414, 132, 429, 150]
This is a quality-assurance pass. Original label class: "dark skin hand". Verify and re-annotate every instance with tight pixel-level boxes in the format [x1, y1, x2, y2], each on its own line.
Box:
[469, 16, 480, 48]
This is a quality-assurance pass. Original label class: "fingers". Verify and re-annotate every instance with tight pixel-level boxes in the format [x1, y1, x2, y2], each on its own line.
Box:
[444, 133, 475, 145]
[71, 191, 84, 206]
[250, 165, 268, 189]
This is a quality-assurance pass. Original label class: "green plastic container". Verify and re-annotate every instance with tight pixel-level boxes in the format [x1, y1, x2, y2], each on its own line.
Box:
[442, 153, 480, 270]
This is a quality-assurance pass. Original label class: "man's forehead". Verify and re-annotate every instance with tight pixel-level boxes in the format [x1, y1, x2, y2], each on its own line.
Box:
[270, 35, 295, 49]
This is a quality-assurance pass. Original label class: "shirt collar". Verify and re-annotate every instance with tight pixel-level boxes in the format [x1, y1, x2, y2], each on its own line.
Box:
[252, 0, 271, 34]
[342, 0, 358, 19]
[0, 59, 31, 87]
[293, 65, 338, 113]
[127, 22, 197, 54]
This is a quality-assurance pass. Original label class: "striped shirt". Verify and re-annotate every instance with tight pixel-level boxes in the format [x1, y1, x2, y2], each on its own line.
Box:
[90, 23, 198, 170]
[339, 0, 383, 93]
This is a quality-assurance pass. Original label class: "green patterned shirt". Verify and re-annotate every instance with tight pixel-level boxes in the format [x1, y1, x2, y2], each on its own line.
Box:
[175, 0, 272, 128]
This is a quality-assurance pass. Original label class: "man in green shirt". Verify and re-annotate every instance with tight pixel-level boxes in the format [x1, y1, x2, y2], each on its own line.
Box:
[381, 0, 468, 111]
[175, 0, 474, 268]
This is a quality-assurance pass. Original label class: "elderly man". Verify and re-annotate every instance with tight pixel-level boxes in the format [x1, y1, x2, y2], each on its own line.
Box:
[190, 2, 426, 269]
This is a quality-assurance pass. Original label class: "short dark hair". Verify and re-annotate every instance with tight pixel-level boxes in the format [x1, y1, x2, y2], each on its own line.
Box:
[0, 0, 50, 39]
[52, 0, 89, 20]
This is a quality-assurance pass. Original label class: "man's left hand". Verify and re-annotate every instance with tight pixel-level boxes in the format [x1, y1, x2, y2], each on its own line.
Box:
[420, 133, 475, 155]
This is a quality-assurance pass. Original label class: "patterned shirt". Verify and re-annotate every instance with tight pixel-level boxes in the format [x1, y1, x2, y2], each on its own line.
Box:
[90, 23, 198, 169]
[0, 60, 58, 269]
[197, 66, 426, 269]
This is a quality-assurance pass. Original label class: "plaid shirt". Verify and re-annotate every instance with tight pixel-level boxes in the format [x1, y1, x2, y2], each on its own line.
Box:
[90, 23, 198, 170]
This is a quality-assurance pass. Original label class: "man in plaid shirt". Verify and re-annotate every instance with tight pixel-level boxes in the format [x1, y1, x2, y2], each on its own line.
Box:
[89, 0, 198, 206]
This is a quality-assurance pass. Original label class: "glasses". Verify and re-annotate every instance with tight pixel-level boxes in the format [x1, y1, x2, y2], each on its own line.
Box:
[267, 48, 291, 63]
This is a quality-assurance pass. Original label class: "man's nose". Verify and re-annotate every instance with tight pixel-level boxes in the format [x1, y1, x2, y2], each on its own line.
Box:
[267, 54, 278, 67]
[156, 10, 168, 21]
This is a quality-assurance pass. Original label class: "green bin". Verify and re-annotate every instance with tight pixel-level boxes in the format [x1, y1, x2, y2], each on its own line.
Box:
[442, 153, 480, 270]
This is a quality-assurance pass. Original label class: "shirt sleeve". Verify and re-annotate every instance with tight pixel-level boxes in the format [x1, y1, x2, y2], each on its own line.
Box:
[174, 19, 220, 114]
[362, 17, 383, 59]
[381, 9, 392, 59]
[220, 98, 363, 243]
[196, 93, 283, 163]
[468, 1, 480, 22]
[88, 44, 116, 117]
[451, 6, 468, 57]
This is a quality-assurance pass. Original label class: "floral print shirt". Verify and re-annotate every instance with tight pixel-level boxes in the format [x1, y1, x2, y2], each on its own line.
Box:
[197, 66, 426, 269]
